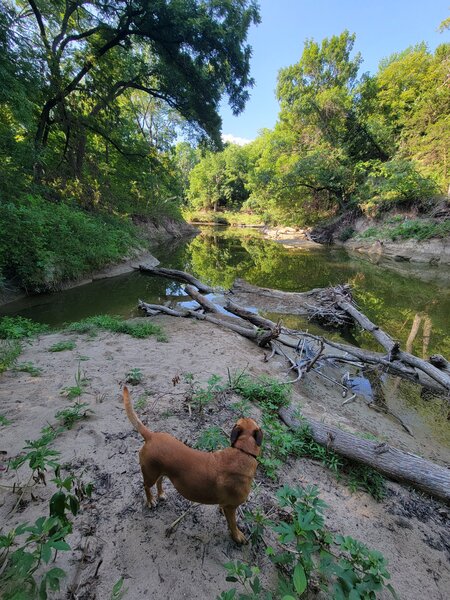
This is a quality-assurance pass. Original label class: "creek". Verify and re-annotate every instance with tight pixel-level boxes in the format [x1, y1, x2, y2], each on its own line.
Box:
[2, 226, 449, 448]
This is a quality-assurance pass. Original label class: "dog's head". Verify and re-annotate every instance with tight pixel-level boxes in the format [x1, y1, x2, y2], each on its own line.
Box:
[230, 418, 263, 458]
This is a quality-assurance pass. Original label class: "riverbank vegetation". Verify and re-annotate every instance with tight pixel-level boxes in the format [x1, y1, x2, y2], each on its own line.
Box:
[0, 0, 259, 292]
[185, 31, 450, 234]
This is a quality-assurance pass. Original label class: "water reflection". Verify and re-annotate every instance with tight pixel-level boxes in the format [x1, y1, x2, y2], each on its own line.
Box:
[1, 226, 449, 360]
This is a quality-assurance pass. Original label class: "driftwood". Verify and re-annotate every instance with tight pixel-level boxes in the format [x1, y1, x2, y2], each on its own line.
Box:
[335, 295, 450, 393]
[231, 280, 353, 327]
[137, 268, 450, 500]
[279, 405, 450, 503]
[138, 266, 213, 294]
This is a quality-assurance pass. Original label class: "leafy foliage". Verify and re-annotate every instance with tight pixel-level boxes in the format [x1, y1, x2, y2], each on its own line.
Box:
[185, 33, 448, 227]
[0, 316, 48, 340]
[219, 485, 397, 599]
[48, 341, 76, 353]
[0, 340, 22, 374]
[195, 426, 228, 451]
[67, 315, 166, 341]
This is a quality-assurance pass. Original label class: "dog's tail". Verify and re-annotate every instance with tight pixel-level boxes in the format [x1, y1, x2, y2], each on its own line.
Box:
[123, 386, 152, 440]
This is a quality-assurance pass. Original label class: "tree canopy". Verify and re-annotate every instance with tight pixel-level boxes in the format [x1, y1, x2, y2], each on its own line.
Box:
[186, 31, 449, 225]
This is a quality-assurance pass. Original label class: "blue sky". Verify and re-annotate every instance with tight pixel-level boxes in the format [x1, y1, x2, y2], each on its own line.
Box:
[220, 0, 450, 144]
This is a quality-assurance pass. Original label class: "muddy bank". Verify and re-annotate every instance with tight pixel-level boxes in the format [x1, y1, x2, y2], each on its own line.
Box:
[0, 317, 449, 599]
[341, 237, 450, 266]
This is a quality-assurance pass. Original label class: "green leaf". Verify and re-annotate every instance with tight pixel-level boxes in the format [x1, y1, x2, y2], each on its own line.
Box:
[293, 563, 307, 595]
[49, 491, 66, 519]
[69, 494, 79, 516]
[41, 542, 53, 564]
[51, 540, 71, 551]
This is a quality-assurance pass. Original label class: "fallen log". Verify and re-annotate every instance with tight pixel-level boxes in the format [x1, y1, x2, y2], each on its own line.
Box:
[138, 266, 212, 294]
[335, 295, 450, 393]
[137, 268, 449, 396]
[279, 405, 450, 503]
[230, 280, 353, 327]
[138, 299, 277, 346]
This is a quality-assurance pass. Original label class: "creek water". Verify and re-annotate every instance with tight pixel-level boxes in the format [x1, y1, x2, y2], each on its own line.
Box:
[2, 226, 449, 448]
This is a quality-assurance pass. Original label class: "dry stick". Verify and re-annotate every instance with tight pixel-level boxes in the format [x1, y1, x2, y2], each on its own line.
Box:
[138, 266, 213, 294]
[165, 504, 199, 536]
[279, 405, 450, 503]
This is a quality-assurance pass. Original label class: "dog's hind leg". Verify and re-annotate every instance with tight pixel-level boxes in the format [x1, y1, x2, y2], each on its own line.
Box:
[156, 476, 166, 501]
[221, 505, 247, 544]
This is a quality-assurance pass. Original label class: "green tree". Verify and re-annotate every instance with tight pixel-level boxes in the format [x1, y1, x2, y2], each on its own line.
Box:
[8, 0, 259, 172]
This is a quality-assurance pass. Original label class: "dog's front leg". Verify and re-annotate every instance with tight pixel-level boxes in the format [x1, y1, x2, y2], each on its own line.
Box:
[221, 505, 247, 544]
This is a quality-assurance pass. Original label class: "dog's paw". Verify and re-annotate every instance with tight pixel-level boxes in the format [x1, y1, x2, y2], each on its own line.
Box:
[146, 499, 158, 509]
[232, 529, 248, 545]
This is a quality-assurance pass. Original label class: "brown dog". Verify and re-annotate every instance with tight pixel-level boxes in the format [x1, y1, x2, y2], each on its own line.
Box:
[123, 386, 262, 543]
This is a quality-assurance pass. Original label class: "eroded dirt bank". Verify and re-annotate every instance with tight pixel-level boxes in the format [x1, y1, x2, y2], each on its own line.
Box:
[0, 317, 449, 599]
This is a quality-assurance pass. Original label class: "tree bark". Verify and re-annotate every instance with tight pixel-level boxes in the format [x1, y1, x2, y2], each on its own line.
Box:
[279, 405, 450, 503]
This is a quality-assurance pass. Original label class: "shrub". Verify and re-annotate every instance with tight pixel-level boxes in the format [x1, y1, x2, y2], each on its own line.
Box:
[360, 159, 439, 216]
[0, 316, 49, 339]
[0, 195, 141, 292]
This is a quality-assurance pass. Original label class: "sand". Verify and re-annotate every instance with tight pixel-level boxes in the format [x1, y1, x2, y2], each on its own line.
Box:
[1, 316, 449, 599]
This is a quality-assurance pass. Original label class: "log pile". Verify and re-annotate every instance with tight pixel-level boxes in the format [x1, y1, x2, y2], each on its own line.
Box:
[137, 266, 450, 502]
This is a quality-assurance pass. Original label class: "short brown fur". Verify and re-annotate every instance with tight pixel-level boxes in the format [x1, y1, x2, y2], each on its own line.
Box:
[123, 386, 262, 543]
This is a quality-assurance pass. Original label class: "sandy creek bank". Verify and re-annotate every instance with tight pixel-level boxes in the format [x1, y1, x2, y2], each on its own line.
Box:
[0, 316, 449, 599]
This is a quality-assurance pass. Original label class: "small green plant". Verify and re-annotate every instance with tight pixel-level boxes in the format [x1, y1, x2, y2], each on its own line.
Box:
[184, 373, 224, 413]
[220, 485, 397, 600]
[13, 362, 43, 376]
[111, 577, 128, 599]
[0, 516, 71, 599]
[134, 394, 148, 410]
[217, 562, 264, 600]
[67, 315, 166, 341]
[230, 373, 290, 412]
[0, 414, 11, 426]
[61, 363, 88, 399]
[48, 340, 76, 352]
[55, 402, 92, 429]
[0, 316, 49, 340]
[126, 367, 143, 386]
[195, 426, 228, 451]
[0, 340, 22, 373]
[338, 226, 355, 242]
[10, 431, 61, 485]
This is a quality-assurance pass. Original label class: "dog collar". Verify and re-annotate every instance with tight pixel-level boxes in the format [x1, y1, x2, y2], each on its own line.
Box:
[233, 446, 258, 460]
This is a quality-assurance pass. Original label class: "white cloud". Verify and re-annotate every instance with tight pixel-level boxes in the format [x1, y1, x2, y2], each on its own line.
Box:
[221, 133, 253, 146]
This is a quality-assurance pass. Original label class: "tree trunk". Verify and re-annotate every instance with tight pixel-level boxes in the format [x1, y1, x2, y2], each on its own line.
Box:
[279, 405, 450, 503]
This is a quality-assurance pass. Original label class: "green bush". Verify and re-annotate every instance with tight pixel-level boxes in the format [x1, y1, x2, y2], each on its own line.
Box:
[360, 159, 439, 216]
[0, 195, 141, 292]
[0, 316, 49, 339]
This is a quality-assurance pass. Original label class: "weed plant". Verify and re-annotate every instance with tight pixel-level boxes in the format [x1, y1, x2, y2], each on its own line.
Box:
[126, 367, 143, 385]
[12, 362, 43, 376]
[61, 363, 88, 399]
[67, 314, 166, 341]
[0, 316, 49, 340]
[0, 340, 22, 374]
[219, 485, 397, 599]
[48, 340, 76, 352]
[195, 426, 228, 451]
[1, 404, 93, 598]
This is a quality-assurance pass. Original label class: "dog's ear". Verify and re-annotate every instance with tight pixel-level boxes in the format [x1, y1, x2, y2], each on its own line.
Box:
[230, 425, 242, 445]
[253, 429, 263, 447]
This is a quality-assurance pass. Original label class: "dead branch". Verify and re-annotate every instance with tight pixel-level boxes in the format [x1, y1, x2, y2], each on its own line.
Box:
[335, 295, 450, 393]
[138, 266, 212, 294]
